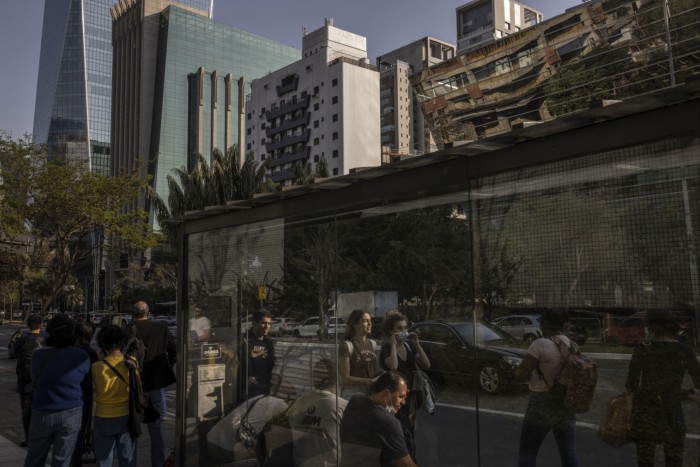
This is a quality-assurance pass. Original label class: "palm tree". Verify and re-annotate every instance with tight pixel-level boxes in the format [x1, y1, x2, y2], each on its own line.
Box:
[149, 145, 268, 247]
[291, 154, 330, 186]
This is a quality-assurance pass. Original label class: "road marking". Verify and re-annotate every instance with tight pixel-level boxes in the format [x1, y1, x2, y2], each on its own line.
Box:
[435, 402, 700, 440]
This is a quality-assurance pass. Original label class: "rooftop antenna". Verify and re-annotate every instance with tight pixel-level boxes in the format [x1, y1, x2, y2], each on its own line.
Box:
[302, 26, 307, 36]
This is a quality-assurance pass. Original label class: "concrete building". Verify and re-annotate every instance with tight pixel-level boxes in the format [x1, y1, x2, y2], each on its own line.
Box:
[376, 37, 456, 159]
[245, 19, 380, 186]
[32, 0, 214, 174]
[456, 0, 542, 53]
[110, 0, 299, 214]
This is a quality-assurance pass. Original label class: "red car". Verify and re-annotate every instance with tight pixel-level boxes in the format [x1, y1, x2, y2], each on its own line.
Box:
[604, 312, 696, 345]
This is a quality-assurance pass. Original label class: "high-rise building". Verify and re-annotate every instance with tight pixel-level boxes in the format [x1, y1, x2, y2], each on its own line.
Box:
[32, 0, 214, 174]
[245, 19, 380, 186]
[110, 0, 299, 214]
[376, 37, 456, 159]
[456, 0, 543, 53]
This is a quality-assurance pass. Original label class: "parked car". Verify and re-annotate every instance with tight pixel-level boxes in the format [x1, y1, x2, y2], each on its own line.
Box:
[409, 320, 527, 394]
[271, 317, 299, 336]
[294, 316, 321, 338]
[604, 311, 695, 345]
[327, 318, 346, 337]
[491, 315, 543, 343]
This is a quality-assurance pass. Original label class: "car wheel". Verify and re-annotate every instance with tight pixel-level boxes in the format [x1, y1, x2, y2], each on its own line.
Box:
[293, 330, 301, 338]
[479, 365, 503, 394]
[523, 334, 536, 343]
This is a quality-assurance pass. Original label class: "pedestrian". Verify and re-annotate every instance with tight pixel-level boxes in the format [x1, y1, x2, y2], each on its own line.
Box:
[238, 309, 275, 402]
[71, 321, 99, 467]
[338, 309, 379, 396]
[514, 309, 579, 467]
[625, 310, 700, 467]
[380, 311, 430, 459]
[132, 300, 177, 467]
[23, 314, 91, 467]
[14, 314, 46, 447]
[340, 371, 417, 467]
[92, 324, 137, 467]
[189, 304, 211, 343]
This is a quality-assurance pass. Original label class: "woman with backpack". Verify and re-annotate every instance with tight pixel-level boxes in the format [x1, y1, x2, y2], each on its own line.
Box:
[92, 324, 137, 467]
[625, 310, 700, 467]
[514, 310, 579, 467]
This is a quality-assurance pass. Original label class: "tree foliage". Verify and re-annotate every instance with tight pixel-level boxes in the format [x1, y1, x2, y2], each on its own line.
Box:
[0, 132, 161, 311]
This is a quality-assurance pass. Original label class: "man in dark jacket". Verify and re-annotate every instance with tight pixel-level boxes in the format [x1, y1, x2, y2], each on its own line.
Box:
[132, 301, 176, 467]
[238, 310, 275, 403]
[15, 314, 46, 447]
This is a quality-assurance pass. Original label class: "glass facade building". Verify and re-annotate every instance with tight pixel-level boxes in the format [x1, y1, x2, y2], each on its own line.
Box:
[33, 0, 113, 173]
[174, 0, 700, 465]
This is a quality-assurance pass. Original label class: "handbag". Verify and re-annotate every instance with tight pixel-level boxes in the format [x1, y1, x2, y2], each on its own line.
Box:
[597, 392, 634, 447]
[412, 367, 436, 415]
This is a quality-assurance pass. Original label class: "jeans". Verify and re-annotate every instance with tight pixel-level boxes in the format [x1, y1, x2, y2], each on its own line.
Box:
[23, 405, 82, 467]
[146, 388, 166, 467]
[94, 415, 136, 467]
[518, 392, 579, 467]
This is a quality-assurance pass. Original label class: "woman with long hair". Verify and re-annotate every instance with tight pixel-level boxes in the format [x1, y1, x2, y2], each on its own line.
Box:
[338, 309, 379, 395]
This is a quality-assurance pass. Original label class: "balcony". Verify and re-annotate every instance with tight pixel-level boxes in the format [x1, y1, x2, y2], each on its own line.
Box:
[265, 112, 311, 138]
[413, 0, 700, 149]
[269, 168, 295, 183]
[266, 146, 311, 169]
[265, 94, 311, 120]
[276, 74, 299, 97]
[265, 129, 311, 153]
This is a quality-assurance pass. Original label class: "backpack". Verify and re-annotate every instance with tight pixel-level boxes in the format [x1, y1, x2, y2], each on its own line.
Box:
[547, 336, 598, 413]
[123, 324, 147, 368]
[17, 334, 45, 388]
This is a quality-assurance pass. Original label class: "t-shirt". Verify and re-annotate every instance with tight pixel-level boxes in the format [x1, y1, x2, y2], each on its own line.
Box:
[526, 334, 571, 392]
[242, 332, 275, 399]
[340, 394, 409, 467]
[288, 390, 348, 467]
[339, 339, 378, 379]
[92, 355, 131, 418]
[189, 316, 211, 340]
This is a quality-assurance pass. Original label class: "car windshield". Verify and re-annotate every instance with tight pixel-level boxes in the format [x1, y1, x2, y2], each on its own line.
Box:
[451, 322, 512, 345]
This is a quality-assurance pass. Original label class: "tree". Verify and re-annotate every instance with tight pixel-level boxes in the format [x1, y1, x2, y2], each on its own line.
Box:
[292, 154, 330, 186]
[150, 145, 269, 248]
[0, 132, 161, 311]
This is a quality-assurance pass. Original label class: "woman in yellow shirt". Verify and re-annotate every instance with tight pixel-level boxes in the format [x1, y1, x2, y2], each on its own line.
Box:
[92, 324, 137, 467]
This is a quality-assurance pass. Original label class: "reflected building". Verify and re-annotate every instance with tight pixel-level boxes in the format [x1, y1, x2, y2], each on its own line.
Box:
[32, 0, 214, 174]
[376, 37, 456, 160]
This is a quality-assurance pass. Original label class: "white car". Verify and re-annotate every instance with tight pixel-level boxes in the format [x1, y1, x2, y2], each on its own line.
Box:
[294, 316, 321, 338]
[491, 315, 543, 343]
[271, 317, 299, 336]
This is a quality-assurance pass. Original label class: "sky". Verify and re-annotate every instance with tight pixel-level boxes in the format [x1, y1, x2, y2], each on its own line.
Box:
[0, 0, 579, 140]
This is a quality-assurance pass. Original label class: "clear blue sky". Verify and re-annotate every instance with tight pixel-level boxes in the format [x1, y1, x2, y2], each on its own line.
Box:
[0, 0, 579, 139]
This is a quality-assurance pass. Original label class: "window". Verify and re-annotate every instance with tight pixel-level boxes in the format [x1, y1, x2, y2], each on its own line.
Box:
[332, 78, 338, 87]
[314, 138, 319, 146]
[314, 155, 319, 162]
[247, 113, 251, 120]
[246, 128, 251, 135]
[332, 168, 339, 175]
[314, 86, 319, 94]
[332, 96, 338, 104]
[314, 120, 319, 128]
[332, 114, 338, 122]
[333, 149, 339, 158]
[261, 138, 266, 145]
[314, 103, 320, 111]
[261, 123, 266, 130]
[246, 143, 251, 150]
[332, 132, 338, 140]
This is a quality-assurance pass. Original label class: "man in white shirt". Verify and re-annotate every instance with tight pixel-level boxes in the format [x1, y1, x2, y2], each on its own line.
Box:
[189, 305, 211, 343]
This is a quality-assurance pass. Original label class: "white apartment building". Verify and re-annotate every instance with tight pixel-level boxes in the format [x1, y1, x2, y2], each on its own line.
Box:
[456, 0, 543, 53]
[245, 19, 380, 186]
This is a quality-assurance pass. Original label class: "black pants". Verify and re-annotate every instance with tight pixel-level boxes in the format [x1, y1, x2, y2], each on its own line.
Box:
[19, 392, 31, 442]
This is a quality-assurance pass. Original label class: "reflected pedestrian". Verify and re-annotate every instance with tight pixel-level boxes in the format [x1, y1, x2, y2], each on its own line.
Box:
[625, 310, 700, 467]
[338, 309, 379, 397]
[14, 314, 45, 448]
[514, 310, 578, 467]
[72, 322, 99, 467]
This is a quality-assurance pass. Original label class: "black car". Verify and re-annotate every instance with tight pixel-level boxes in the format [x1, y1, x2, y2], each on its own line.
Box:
[409, 320, 527, 394]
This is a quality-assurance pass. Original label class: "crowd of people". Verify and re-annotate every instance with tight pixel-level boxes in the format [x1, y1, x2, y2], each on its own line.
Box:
[17, 303, 699, 467]
[14, 301, 175, 467]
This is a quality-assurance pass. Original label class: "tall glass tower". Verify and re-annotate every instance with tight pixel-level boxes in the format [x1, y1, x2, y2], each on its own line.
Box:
[32, 0, 214, 174]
